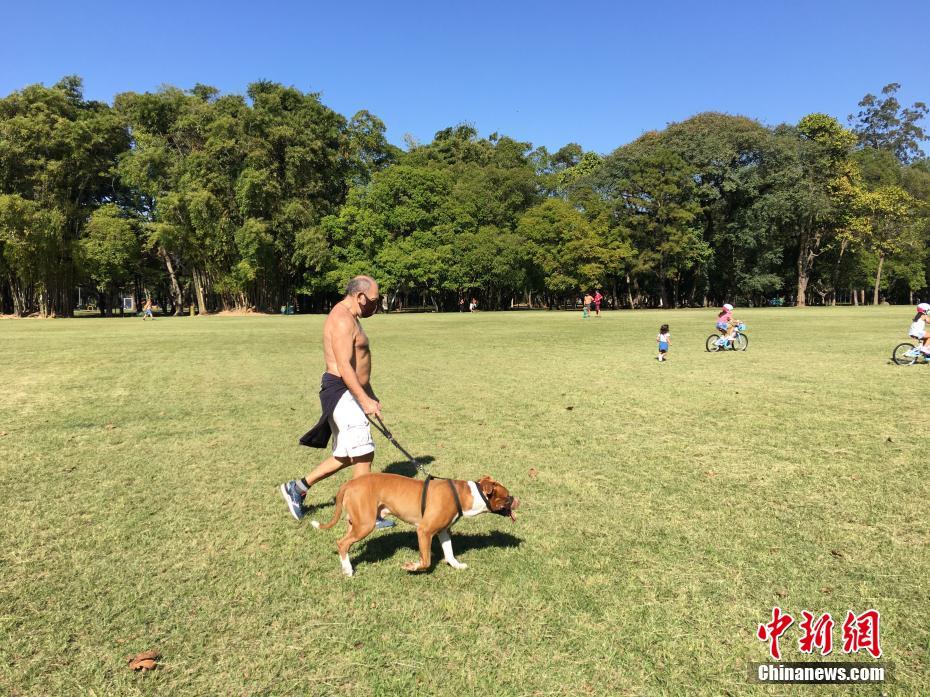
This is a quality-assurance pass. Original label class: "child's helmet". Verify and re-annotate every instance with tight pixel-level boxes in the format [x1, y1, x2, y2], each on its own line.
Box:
[723, 303, 734, 311]
[917, 302, 930, 313]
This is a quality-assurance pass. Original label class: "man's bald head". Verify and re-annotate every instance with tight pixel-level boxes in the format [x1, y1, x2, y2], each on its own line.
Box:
[345, 275, 377, 297]
[344, 275, 380, 317]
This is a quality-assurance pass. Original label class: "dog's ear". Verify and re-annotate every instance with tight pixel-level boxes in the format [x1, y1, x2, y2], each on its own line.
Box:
[479, 476, 495, 496]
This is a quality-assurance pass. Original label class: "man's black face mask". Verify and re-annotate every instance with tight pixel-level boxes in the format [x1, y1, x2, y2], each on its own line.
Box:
[358, 292, 378, 317]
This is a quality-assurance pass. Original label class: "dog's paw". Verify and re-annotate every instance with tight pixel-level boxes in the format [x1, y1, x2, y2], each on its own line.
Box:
[311, 520, 321, 529]
[447, 561, 468, 570]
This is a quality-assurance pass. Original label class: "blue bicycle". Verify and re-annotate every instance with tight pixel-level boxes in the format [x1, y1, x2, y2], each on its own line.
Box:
[706, 323, 748, 352]
[892, 341, 930, 366]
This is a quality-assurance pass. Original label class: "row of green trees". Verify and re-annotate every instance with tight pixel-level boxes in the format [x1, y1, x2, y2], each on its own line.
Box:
[1, 78, 927, 315]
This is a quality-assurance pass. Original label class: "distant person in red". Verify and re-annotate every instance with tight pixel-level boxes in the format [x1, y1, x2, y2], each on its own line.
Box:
[592, 290, 603, 317]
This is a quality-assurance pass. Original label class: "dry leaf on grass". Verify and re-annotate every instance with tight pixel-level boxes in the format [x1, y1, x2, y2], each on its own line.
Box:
[528, 467, 538, 480]
[126, 649, 160, 672]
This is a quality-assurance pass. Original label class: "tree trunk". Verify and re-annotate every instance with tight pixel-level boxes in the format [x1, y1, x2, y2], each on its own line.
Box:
[625, 274, 635, 309]
[873, 254, 884, 306]
[658, 266, 669, 308]
[852, 286, 858, 306]
[192, 269, 208, 315]
[830, 239, 848, 306]
[9, 276, 23, 316]
[796, 251, 809, 307]
[796, 226, 820, 308]
[160, 247, 184, 315]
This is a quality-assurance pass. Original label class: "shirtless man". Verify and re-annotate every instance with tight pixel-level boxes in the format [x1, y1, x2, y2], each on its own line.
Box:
[280, 275, 393, 526]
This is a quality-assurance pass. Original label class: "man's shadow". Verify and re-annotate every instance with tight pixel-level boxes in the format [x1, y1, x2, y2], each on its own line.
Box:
[382, 455, 435, 477]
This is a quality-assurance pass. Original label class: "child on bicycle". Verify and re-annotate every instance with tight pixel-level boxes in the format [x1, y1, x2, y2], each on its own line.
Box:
[657, 324, 670, 362]
[909, 302, 930, 355]
[716, 303, 738, 346]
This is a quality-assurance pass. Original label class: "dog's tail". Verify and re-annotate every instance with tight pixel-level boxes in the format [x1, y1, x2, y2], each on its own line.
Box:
[310, 481, 348, 530]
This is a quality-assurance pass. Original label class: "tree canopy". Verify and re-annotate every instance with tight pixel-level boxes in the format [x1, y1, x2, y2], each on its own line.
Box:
[1, 77, 928, 315]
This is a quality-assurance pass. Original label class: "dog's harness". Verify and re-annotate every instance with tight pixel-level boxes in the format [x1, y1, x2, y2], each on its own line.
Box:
[420, 475, 464, 519]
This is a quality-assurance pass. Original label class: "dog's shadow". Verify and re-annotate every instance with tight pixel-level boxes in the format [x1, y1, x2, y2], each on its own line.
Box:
[353, 530, 523, 573]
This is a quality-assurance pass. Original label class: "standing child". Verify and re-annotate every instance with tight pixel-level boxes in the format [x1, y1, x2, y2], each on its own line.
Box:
[657, 323, 670, 361]
[582, 293, 593, 318]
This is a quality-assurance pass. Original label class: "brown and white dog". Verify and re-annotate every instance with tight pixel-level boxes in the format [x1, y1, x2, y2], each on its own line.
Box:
[311, 472, 518, 576]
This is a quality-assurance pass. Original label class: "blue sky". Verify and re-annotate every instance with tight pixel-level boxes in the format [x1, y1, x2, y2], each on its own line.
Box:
[2, 0, 928, 154]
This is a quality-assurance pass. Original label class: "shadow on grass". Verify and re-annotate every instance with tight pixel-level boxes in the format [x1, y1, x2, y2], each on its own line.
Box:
[302, 498, 336, 513]
[354, 530, 523, 573]
[381, 455, 435, 477]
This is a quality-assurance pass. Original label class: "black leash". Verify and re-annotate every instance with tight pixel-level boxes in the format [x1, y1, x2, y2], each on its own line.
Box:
[368, 414, 430, 477]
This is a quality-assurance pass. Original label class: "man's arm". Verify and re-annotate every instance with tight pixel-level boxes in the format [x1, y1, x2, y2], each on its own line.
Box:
[331, 314, 381, 416]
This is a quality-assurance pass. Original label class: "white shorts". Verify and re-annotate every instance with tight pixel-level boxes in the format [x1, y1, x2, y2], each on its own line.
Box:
[329, 391, 375, 458]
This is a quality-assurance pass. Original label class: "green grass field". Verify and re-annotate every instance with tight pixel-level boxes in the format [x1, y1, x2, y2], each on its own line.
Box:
[1, 307, 928, 695]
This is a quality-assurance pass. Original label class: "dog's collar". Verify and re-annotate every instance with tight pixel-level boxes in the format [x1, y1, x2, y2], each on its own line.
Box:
[470, 481, 513, 518]
[471, 481, 492, 509]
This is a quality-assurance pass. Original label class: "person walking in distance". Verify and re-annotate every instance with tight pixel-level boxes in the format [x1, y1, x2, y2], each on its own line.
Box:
[582, 292, 593, 318]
